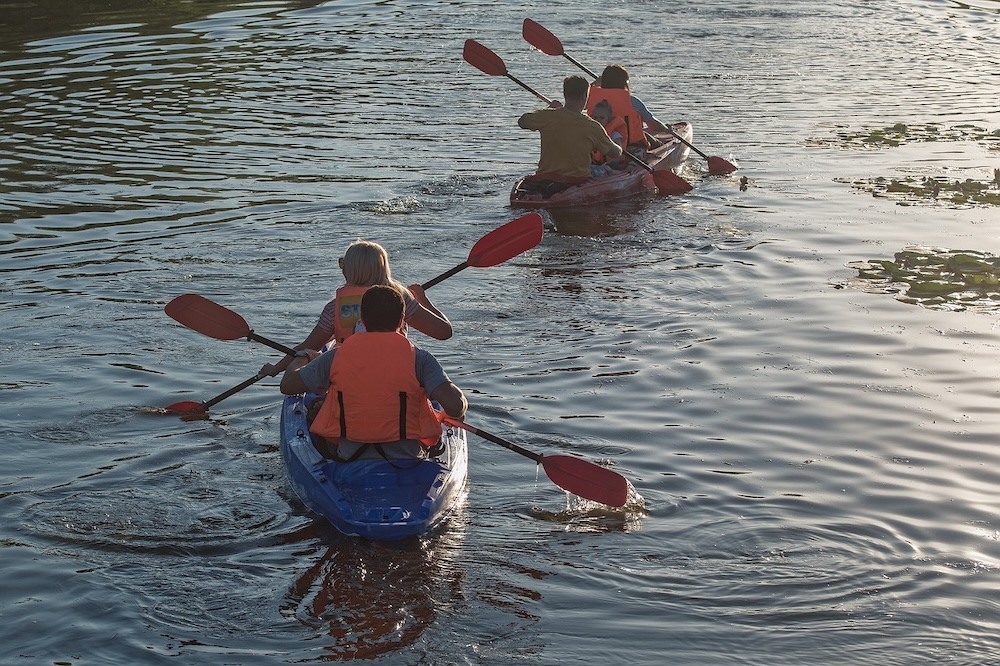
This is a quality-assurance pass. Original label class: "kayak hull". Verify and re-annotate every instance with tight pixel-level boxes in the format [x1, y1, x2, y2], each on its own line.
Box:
[510, 122, 693, 209]
[280, 394, 468, 540]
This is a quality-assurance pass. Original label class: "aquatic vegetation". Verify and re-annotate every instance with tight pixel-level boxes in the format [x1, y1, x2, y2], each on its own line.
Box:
[845, 246, 1000, 312]
[835, 174, 1000, 208]
[815, 122, 1000, 207]
[807, 122, 1000, 149]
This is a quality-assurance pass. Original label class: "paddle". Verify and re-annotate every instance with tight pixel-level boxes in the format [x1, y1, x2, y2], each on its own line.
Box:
[162, 294, 298, 413]
[444, 417, 630, 507]
[462, 39, 692, 195]
[521, 19, 738, 176]
[163, 373, 266, 415]
[421, 211, 543, 288]
[462, 38, 552, 106]
[165, 293, 297, 354]
[163, 213, 545, 414]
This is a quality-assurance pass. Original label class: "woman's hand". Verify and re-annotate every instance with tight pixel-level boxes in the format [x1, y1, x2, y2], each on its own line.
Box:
[408, 283, 430, 307]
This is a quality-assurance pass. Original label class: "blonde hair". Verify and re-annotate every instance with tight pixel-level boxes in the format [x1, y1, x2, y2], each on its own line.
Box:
[340, 239, 409, 294]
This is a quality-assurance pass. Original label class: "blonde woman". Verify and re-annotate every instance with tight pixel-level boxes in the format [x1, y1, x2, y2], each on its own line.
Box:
[260, 240, 452, 377]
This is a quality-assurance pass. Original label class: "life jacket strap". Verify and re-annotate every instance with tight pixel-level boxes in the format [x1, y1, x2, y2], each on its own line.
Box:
[398, 391, 407, 440]
[337, 391, 347, 439]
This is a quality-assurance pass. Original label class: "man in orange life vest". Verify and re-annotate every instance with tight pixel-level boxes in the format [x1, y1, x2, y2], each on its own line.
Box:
[280, 284, 467, 461]
[517, 74, 623, 185]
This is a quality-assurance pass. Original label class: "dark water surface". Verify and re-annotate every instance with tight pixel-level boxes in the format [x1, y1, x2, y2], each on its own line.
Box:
[3, 0, 1000, 663]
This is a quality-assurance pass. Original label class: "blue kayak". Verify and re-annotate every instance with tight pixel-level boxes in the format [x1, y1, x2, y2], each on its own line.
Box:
[279, 394, 469, 540]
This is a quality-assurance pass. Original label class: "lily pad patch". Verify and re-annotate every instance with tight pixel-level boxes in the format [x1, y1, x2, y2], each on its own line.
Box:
[835, 174, 1000, 208]
[845, 247, 1000, 312]
[807, 122, 1000, 150]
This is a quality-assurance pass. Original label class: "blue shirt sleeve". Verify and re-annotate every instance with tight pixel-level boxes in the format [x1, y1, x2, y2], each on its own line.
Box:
[415, 348, 450, 396]
[629, 94, 657, 124]
[299, 348, 335, 394]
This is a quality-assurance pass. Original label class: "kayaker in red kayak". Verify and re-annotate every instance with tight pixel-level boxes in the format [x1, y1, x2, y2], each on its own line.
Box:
[589, 100, 627, 175]
[279, 284, 467, 461]
[589, 64, 673, 155]
[259, 239, 453, 378]
[517, 74, 623, 191]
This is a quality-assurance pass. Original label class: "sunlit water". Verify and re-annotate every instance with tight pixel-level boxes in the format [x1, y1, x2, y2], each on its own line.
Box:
[2, 0, 1000, 663]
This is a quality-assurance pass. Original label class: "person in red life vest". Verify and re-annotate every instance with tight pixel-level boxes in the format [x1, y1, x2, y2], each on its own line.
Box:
[588, 64, 673, 158]
[591, 100, 627, 149]
[279, 284, 467, 461]
[589, 100, 627, 175]
[517, 74, 623, 188]
[259, 239, 452, 377]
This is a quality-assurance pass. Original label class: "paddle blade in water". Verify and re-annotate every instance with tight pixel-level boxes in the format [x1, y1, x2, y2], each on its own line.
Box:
[522, 19, 564, 56]
[163, 400, 208, 415]
[541, 454, 629, 507]
[463, 39, 507, 76]
[467, 212, 543, 268]
[164, 293, 251, 341]
[708, 156, 738, 175]
[652, 169, 693, 195]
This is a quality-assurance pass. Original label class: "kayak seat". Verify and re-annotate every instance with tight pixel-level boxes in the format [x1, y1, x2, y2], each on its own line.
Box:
[426, 438, 446, 459]
[518, 179, 573, 198]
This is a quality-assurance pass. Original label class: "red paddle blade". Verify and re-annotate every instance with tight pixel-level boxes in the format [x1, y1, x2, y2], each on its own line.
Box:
[707, 156, 738, 175]
[522, 19, 564, 56]
[163, 400, 207, 414]
[652, 169, 693, 195]
[467, 213, 543, 268]
[463, 39, 507, 76]
[541, 454, 629, 507]
[165, 294, 251, 341]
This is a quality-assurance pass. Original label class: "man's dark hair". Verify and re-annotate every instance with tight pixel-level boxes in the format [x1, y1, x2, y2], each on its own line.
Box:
[563, 75, 590, 101]
[360, 284, 405, 332]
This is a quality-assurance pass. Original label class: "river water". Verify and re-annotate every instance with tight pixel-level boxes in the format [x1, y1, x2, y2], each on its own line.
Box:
[2, 0, 1000, 663]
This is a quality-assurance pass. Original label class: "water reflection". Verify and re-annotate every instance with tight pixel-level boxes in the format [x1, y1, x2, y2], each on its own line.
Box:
[281, 516, 467, 662]
[544, 198, 654, 237]
[0, 0, 252, 50]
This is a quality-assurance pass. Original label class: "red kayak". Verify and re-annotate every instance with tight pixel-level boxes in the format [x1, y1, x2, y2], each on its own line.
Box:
[510, 122, 692, 209]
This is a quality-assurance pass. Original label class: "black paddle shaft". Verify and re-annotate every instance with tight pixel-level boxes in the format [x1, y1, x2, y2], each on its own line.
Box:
[247, 331, 297, 356]
[203, 374, 266, 409]
[421, 261, 469, 290]
[472, 427, 543, 463]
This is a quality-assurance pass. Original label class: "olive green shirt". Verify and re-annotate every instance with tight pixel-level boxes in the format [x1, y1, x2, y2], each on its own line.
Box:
[518, 107, 619, 179]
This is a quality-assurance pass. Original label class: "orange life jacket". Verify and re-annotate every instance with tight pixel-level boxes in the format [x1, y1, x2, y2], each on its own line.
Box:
[332, 285, 410, 344]
[591, 114, 627, 164]
[332, 285, 367, 344]
[309, 331, 442, 446]
[586, 86, 647, 149]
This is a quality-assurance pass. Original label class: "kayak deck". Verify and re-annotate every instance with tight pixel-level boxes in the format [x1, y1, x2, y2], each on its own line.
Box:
[280, 394, 468, 540]
[510, 122, 693, 209]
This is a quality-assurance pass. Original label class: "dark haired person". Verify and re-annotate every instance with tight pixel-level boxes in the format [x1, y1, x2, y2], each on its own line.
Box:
[589, 63, 673, 155]
[280, 284, 466, 461]
[517, 74, 623, 186]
